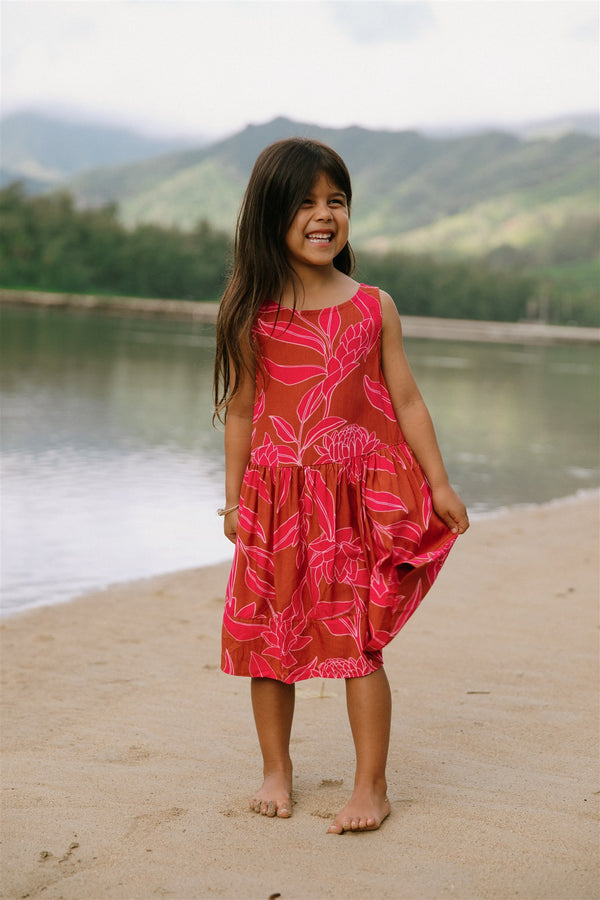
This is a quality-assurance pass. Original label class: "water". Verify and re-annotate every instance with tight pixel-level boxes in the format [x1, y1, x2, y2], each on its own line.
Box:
[1, 306, 598, 616]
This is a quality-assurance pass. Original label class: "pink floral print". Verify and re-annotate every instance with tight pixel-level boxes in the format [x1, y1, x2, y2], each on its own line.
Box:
[222, 286, 456, 683]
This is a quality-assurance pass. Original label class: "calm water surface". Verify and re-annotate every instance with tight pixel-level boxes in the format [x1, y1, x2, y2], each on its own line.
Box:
[2, 306, 598, 616]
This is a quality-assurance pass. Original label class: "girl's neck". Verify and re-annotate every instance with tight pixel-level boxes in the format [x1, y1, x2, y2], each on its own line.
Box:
[281, 266, 357, 310]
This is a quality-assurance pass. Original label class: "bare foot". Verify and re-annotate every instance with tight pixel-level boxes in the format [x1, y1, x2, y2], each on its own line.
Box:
[326, 787, 390, 834]
[250, 771, 293, 819]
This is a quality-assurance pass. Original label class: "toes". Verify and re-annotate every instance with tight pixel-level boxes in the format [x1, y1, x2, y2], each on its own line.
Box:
[328, 809, 387, 833]
[250, 797, 292, 818]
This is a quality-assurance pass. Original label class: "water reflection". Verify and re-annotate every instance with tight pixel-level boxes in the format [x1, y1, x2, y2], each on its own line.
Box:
[1, 306, 598, 615]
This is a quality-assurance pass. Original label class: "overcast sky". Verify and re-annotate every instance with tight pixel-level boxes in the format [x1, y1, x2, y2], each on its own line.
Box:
[2, 0, 598, 139]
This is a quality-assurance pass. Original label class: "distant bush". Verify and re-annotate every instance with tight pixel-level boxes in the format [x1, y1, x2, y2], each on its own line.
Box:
[356, 251, 535, 322]
[0, 183, 230, 301]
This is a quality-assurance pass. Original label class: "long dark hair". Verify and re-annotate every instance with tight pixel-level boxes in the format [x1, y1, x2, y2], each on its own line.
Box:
[213, 138, 355, 422]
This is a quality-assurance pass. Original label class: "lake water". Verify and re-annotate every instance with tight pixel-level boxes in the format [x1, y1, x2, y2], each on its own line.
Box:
[1, 305, 598, 616]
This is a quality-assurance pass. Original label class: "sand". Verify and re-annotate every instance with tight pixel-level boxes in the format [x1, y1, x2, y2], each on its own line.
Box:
[1, 494, 598, 900]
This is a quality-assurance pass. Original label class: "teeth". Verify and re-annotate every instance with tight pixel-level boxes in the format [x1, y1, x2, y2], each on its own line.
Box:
[307, 233, 332, 242]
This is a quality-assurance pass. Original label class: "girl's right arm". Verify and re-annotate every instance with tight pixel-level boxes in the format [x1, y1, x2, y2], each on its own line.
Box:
[223, 360, 255, 544]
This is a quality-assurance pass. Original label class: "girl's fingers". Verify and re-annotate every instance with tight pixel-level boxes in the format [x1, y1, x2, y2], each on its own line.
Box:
[441, 508, 469, 534]
[224, 510, 239, 543]
[453, 511, 470, 534]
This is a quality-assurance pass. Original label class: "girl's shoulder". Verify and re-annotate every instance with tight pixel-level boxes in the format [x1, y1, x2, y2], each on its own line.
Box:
[359, 285, 401, 335]
[359, 284, 396, 313]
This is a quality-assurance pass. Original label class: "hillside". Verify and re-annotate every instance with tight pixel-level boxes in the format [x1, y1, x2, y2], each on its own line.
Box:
[66, 117, 599, 260]
[1, 112, 196, 189]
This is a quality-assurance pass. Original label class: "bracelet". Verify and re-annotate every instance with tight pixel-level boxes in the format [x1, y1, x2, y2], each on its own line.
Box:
[217, 504, 239, 517]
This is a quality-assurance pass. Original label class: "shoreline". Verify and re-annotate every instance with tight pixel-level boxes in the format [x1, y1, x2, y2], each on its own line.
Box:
[2, 287, 599, 344]
[2, 493, 598, 898]
[3, 489, 598, 623]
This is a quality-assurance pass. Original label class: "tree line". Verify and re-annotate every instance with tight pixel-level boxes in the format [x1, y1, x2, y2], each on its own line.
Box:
[1, 183, 596, 325]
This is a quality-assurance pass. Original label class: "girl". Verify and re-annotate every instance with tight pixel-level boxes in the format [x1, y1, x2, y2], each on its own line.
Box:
[213, 138, 469, 835]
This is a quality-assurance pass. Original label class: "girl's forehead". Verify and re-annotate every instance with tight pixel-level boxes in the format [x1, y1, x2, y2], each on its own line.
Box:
[308, 171, 345, 194]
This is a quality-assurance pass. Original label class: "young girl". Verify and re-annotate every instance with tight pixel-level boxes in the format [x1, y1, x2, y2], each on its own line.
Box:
[213, 138, 469, 835]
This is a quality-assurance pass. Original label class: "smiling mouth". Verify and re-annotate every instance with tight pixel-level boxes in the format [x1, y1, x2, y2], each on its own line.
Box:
[306, 232, 334, 243]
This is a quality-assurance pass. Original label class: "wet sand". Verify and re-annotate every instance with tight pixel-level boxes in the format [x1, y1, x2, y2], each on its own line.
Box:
[1, 494, 598, 899]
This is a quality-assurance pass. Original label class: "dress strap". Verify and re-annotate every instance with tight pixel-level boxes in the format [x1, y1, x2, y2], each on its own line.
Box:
[360, 284, 381, 303]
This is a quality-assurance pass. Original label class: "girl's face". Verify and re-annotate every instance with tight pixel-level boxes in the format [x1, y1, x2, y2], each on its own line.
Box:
[285, 172, 349, 273]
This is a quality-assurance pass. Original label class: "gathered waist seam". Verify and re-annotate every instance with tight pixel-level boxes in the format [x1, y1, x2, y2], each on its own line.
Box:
[248, 442, 411, 471]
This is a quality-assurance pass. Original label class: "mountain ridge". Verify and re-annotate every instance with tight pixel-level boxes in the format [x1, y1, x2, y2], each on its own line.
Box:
[64, 116, 599, 259]
[1, 111, 198, 186]
[3, 112, 598, 260]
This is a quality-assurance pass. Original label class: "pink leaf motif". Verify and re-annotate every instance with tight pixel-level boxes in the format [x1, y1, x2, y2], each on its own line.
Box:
[354, 290, 380, 332]
[236, 601, 258, 619]
[253, 390, 265, 423]
[244, 543, 275, 575]
[319, 305, 341, 343]
[243, 467, 272, 503]
[273, 510, 300, 551]
[303, 416, 346, 448]
[244, 566, 275, 600]
[368, 454, 403, 475]
[363, 375, 398, 423]
[265, 360, 322, 385]
[308, 470, 335, 540]
[385, 519, 423, 544]
[289, 657, 320, 682]
[310, 599, 356, 619]
[297, 383, 326, 423]
[276, 467, 292, 511]
[257, 317, 326, 355]
[363, 487, 408, 513]
[322, 617, 359, 638]
[238, 505, 267, 542]
[222, 612, 269, 641]
[248, 652, 279, 679]
[222, 649, 234, 674]
[270, 415, 297, 444]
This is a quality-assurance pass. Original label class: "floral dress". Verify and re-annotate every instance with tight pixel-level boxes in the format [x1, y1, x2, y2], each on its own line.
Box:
[221, 285, 456, 683]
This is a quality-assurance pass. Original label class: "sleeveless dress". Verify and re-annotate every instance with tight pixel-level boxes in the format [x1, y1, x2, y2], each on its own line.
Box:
[221, 285, 457, 683]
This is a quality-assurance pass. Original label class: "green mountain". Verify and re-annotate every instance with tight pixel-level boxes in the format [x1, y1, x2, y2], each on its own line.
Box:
[66, 116, 599, 260]
[1, 112, 197, 188]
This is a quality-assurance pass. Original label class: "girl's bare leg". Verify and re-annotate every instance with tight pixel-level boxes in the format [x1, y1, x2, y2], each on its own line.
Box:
[250, 677, 295, 818]
[327, 666, 392, 834]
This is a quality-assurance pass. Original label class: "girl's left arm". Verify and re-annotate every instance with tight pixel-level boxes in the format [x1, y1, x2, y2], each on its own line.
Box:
[380, 291, 469, 535]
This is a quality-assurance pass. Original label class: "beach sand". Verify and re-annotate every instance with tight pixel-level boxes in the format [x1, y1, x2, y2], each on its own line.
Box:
[1, 494, 598, 900]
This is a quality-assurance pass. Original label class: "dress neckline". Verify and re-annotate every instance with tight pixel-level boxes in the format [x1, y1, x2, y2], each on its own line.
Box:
[264, 285, 364, 316]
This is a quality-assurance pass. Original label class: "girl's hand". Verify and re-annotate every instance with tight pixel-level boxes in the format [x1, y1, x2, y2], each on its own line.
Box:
[431, 484, 470, 535]
[224, 508, 239, 544]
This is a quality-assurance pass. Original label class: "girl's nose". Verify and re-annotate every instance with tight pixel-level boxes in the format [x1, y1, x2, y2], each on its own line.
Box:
[315, 203, 332, 220]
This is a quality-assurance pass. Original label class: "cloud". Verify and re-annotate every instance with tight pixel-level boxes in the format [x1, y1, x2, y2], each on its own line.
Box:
[323, 1, 434, 45]
[2, 0, 598, 138]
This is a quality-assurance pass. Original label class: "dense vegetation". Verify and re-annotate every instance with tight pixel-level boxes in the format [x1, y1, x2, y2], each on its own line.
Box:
[1, 183, 597, 325]
[0, 184, 228, 301]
